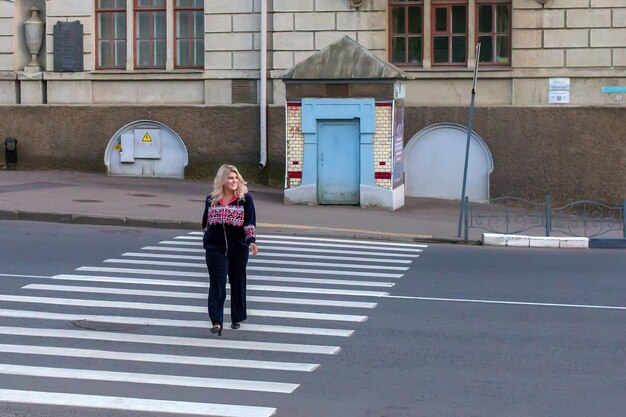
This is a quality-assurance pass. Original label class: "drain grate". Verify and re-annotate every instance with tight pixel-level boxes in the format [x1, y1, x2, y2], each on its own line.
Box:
[72, 320, 147, 332]
[141, 203, 171, 208]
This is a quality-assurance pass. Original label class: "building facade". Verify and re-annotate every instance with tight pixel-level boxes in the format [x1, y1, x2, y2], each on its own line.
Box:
[0, 0, 624, 204]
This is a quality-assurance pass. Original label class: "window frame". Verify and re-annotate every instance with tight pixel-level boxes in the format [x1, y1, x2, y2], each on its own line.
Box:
[388, 0, 424, 67]
[475, 0, 512, 67]
[431, 0, 468, 66]
[174, 0, 204, 69]
[95, 0, 127, 70]
[133, 0, 167, 70]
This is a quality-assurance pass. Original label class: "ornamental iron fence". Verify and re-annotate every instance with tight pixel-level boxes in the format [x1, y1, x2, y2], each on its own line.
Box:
[464, 195, 626, 241]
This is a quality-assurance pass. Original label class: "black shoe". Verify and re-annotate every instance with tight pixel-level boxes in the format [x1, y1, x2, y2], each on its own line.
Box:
[230, 322, 240, 330]
[210, 323, 222, 336]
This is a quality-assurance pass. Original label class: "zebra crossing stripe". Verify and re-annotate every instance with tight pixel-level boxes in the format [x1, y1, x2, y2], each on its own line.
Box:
[0, 326, 341, 354]
[143, 245, 421, 258]
[160, 240, 205, 246]
[161, 239, 421, 253]
[60, 273, 391, 296]
[256, 239, 422, 252]
[56, 268, 395, 293]
[23, 284, 377, 308]
[215, 233, 428, 248]
[0, 295, 368, 322]
[0, 309, 354, 338]
[0, 343, 317, 372]
[125, 251, 414, 264]
[0, 364, 299, 393]
[0, 389, 276, 417]
[28, 283, 378, 308]
[74, 267, 397, 290]
[105, 257, 409, 272]
[102, 259, 404, 278]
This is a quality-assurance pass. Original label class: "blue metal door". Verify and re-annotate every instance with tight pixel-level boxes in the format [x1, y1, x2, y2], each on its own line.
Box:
[317, 120, 360, 204]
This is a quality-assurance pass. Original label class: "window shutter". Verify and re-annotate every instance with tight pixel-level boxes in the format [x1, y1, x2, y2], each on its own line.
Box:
[53, 21, 84, 72]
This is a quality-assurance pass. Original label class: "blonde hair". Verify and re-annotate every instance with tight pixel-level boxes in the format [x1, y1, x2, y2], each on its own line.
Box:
[210, 164, 248, 205]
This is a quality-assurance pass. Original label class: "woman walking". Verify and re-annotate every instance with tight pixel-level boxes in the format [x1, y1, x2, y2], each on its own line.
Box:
[202, 164, 258, 336]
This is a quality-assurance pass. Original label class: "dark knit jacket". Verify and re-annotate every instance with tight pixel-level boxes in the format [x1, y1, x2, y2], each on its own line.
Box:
[201, 193, 256, 253]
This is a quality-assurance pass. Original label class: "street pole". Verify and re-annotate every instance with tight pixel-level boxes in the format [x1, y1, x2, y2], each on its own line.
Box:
[457, 42, 481, 238]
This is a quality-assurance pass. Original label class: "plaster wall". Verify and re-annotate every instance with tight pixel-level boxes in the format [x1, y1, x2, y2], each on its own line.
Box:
[1, 1, 625, 106]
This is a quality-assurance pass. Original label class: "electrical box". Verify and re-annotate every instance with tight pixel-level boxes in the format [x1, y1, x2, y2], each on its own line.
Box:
[134, 129, 162, 159]
[120, 134, 135, 163]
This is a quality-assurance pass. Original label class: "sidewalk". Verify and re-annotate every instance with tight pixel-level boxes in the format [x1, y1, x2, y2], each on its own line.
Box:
[0, 170, 472, 243]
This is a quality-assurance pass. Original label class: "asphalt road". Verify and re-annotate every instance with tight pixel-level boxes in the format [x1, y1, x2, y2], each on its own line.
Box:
[0, 221, 624, 417]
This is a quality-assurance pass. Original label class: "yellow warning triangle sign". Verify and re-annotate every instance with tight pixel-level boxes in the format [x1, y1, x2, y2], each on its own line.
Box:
[142, 132, 153, 143]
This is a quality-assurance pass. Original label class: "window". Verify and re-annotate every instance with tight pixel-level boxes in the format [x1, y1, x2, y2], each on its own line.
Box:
[135, 0, 166, 69]
[389, 1, 423, 65]
[387, 0, 511, 68]
[174, 0, 204, 68]
[432, 1, 467, 65]
[96, 0, 126, 69]
[477, 0, 511, 64]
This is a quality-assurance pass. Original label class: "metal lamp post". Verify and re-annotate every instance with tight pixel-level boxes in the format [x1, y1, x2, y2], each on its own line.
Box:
[457, 42, 481, 238]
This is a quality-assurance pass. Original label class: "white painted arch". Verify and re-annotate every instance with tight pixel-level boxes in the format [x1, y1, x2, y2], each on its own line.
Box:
[403, 123, 493, 202]
[104, 120, 188, 179]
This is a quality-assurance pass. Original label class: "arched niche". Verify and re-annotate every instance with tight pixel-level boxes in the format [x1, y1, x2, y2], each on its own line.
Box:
[104, 120, 189, 179]
[403, 123, 493, 202]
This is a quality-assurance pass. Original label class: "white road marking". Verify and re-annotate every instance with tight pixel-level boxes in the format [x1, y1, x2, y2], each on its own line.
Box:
[0, 343, 318, 372]
[125, 251, 413, 264]
[61, 272, 391, 296]
[0, 326, 341, 355]
[57, 271, 394, 288]
[255, 239, 422, 253]
[0, 295, 368, 322]
[183, 233, 428, 248]
[103, 258, 405, 277]
[24, 284, 377, 308]
[244, 234, 428, 248]
[159, 240, 206, 246]
[384, 295, 626, 310]
[144, 245, 421, 257]
[108, 257, 408, 271]
[172, 237, 422, 253]
[0, 308, 354, 337]
[0, 273, 50, 279]
[0, 363, 299, 393]
[0, 389, 276, 417]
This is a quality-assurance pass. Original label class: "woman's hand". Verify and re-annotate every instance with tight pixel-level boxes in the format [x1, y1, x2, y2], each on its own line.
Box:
[249, 242, 259, 256]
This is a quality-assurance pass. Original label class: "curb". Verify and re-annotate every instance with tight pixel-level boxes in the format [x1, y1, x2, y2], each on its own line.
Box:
[0, 209, 471, 244]
[482, 233, 589, 249]
[0, 209, 200, 231]
[588, 238, 626, 249]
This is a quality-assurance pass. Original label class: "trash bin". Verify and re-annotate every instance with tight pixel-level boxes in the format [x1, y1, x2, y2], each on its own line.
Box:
[4, 137, 17, 170]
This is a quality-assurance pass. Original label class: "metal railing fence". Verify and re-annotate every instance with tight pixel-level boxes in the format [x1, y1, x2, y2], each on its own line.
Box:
[464, 195, 626, 241]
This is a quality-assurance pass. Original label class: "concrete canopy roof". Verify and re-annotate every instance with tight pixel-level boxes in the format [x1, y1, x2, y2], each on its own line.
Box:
[282, 36, 408, 81]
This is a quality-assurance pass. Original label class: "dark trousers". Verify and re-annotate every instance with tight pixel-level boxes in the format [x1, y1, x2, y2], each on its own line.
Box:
[205, 248, 249, 326]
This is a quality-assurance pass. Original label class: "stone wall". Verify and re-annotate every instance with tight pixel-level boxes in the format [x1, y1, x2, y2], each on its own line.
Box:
[0, 105, 624, 205]
[402, 106, 626, 205]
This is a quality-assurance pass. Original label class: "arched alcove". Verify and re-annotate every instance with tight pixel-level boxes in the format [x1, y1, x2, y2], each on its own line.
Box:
[403, 123, 493, 201]
[104, 120, 189, 179]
